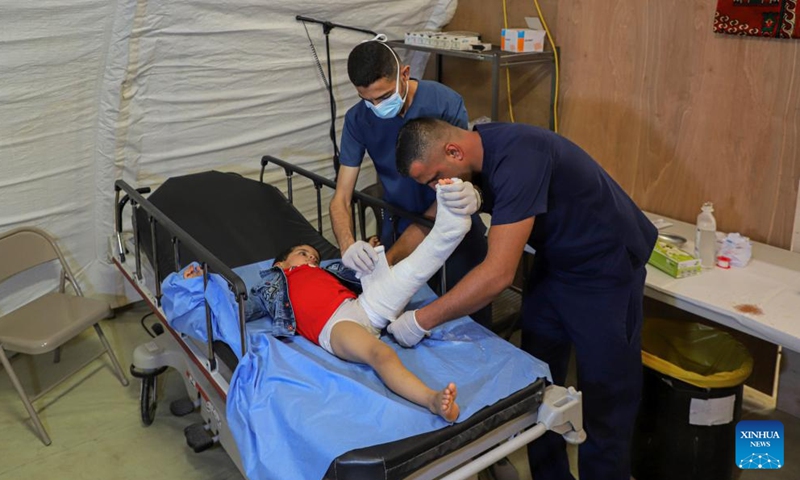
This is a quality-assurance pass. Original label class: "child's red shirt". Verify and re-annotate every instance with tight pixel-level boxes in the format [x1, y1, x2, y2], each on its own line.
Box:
[284, 264, 357, 344]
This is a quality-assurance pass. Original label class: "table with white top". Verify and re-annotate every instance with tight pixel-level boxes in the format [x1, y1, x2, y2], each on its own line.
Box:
[643, 212, 800, 416]
[643, 212, 800, 351]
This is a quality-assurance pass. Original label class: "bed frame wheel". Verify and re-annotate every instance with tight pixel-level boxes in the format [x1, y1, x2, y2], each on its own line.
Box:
[130, 365, 168, 426]
[140, 375, 158, 426]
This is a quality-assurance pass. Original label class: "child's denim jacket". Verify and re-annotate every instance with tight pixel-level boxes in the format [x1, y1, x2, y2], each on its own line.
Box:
[244, 261, 361, 337]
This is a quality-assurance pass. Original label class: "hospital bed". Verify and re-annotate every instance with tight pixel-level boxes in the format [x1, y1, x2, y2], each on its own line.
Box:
[111, 155, 586, 480]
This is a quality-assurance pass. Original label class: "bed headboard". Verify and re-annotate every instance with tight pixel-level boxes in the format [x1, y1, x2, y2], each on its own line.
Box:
[136, 171, 339, 282]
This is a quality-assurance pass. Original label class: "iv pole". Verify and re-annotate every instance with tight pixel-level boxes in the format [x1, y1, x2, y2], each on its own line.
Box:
[296, 16, 377, 175]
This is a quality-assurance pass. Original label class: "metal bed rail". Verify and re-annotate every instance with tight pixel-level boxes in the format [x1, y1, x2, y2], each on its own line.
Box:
[114, 180, 249, 363]
[260, 155, 434, 239]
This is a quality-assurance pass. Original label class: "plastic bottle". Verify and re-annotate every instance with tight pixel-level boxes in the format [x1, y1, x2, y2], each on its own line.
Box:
[695, 202, 717, 269]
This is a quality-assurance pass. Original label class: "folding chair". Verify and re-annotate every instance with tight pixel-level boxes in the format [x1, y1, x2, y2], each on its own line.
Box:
[0, 227, 129, 445]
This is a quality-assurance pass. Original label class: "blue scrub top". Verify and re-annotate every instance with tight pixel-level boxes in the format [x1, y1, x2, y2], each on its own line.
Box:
[340, 80, 468, 238]
[474, 123, 657, 280]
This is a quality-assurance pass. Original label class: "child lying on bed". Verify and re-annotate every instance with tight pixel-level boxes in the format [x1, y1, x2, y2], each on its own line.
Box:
[183, 178, 480, 422]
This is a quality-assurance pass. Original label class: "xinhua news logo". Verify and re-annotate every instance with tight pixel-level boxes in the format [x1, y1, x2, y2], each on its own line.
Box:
[736, 420, 784, 470]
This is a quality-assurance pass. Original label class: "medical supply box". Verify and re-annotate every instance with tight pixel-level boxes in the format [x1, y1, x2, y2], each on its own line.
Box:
[404, 31, 484, 51]
[648, 240, 702, 278]
[501, 28, 546, 53]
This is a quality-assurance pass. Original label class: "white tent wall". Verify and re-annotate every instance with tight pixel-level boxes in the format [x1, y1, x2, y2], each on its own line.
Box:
[0, 0, 457, 312]
[0, 1, 120, 313]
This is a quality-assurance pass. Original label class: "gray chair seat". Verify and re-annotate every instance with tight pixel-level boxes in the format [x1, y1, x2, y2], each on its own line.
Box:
[0, 292, 111, 355]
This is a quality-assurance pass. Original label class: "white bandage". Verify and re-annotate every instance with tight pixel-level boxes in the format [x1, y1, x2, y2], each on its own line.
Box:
[359, 179, 471, 328]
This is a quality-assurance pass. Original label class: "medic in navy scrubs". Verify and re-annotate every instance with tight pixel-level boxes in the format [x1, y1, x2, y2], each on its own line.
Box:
[330, 37, 491, 326]
[392, 118, 658, 480]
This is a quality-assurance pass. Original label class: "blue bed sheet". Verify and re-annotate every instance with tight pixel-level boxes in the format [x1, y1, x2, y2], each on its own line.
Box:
[161, 261, 551, 480]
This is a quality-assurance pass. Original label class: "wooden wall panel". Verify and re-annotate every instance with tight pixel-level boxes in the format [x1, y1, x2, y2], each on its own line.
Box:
[443, 0, 800, 249]
[556, 1, 800, 248]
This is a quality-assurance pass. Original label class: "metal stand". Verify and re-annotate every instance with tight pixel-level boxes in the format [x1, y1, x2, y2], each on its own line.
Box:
[296, 15, 376, 174]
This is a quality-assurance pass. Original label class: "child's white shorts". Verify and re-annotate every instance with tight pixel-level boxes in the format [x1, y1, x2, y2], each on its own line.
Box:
[317, 297, 381, 355]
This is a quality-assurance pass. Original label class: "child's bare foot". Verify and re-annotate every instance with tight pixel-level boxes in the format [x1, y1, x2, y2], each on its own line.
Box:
[430, 382, 460, 422]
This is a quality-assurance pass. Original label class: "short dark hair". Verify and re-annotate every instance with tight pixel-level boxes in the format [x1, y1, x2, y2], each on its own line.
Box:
[275, 244, 318, 263]
[396, 118, 450, 176]
[347, 41, 399, 88]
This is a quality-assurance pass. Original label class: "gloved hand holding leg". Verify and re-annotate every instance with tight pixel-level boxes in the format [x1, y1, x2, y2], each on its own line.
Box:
[437, 179, 482, 215]
[387, 310, 429, 347]
[342, 240, 379, 277]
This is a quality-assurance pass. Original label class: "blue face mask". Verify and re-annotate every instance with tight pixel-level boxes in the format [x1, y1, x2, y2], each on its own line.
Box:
[364, 50, 408, 119]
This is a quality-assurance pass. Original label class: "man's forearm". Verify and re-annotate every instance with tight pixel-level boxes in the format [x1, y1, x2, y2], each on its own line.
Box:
[330, 199, 356, 254]
[414, 261, 511, 330]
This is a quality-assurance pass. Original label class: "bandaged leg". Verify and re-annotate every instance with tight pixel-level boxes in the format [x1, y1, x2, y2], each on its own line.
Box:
[360, 180, 472, 328]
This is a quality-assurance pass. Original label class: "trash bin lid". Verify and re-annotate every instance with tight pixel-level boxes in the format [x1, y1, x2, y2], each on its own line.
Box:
[641, 317, 753, 388]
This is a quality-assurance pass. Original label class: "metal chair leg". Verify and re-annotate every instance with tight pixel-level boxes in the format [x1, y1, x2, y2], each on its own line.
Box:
[0, 347, 52, 446]
[93, 324, 130, 387]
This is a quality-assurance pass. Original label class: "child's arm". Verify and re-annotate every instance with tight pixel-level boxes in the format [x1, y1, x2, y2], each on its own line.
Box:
[180, 263, 272, 323]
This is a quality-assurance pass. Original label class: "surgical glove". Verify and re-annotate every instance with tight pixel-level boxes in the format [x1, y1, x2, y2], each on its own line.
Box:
[342, 240, 379, 276]
[438, 180, 482, 216]
[388, 310, 430, 347]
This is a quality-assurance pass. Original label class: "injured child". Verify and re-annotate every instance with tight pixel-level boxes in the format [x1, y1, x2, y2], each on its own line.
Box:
[183, 178, 481, 422]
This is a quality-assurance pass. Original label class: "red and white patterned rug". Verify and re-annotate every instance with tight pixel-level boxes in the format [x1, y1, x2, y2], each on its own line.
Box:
[714, 0, 799, 38]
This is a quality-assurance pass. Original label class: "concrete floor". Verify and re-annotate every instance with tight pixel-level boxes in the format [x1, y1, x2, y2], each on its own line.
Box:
[1, 304, 797, 479]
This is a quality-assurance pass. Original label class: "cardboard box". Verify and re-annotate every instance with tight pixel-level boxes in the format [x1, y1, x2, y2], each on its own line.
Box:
[648, 240, 702, 278]
[501, 28, 546, 53]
